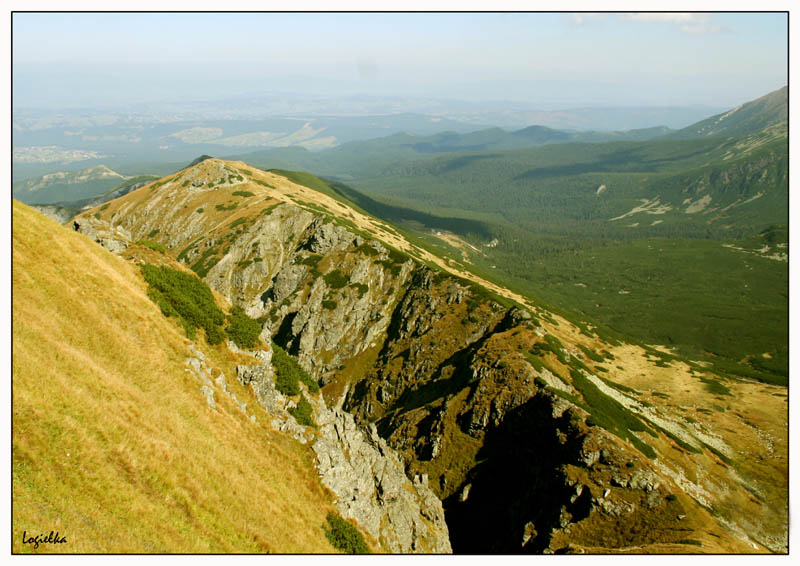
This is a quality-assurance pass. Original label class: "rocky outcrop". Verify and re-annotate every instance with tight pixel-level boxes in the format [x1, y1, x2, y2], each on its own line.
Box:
[232, 337, 452, 553]
[312, 404, 452, 553]
[73, 215, 132, 253]
[30, 204, 79, 224]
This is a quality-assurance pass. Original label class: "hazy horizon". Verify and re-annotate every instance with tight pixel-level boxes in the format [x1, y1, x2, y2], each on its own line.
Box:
[12, 12, 788, 111]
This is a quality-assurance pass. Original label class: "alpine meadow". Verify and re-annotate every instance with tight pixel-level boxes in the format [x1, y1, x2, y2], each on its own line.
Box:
[11, 11, 789, 555]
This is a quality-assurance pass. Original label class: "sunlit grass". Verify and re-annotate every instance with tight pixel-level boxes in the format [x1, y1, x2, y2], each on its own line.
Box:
[12, 201, 341, 553]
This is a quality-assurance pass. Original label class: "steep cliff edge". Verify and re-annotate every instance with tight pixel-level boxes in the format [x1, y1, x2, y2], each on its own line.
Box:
[73, 158, 788, 553]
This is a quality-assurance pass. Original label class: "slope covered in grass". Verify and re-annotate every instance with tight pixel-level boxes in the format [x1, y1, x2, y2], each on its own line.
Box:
[12, 200, 340, 553]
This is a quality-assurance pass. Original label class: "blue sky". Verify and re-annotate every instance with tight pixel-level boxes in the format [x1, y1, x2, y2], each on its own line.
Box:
[12, 12, 788, 109]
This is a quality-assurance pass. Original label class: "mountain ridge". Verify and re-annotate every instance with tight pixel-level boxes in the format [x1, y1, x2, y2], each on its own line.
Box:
[666, 86, 787, 140]
[59, 157, 787, 553]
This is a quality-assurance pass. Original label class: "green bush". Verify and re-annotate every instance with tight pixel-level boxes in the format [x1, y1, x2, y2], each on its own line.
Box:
[570, 369, 656, 458]
[136, 240, 166, 253]
[322, 300, 338, 310]
[195, 208, 204, 214]
[355, 242, 380, 257]
[323, 512, 369, 554]
[700, 377, 731, 396]
[386, 247, 409, 265]
[299, 254, 323, 267]
[232, 190, 255, 197]
[323, 269, 349, 289]
[578, 344, 604, 362]
[272, 342, 320, 395]
[190, 247, 220, 277]
[215, 203, 238, 211]
[140, 264, 225, 344]
[349, 282, 369, 298]
[288, 394, 315, 427]
[226, 306, 262, 348]
[229, 217, 248, 229]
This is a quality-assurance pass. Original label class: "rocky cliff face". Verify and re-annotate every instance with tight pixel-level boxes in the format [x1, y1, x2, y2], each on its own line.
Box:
[75, 158, 787, 553]
[233, 336, 451, 553]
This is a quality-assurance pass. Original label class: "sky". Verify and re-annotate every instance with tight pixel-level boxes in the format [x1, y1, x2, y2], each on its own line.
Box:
[11, 11, 789, 110]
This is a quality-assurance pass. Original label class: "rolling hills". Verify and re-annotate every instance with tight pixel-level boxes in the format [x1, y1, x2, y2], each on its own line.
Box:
[12, 165, 131, 205]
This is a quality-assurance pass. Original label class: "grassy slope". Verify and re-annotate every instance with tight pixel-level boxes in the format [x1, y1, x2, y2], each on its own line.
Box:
[12, 200, 339, 553]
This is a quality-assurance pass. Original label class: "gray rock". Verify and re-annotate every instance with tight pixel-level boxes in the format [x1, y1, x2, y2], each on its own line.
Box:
[304, 219, 355, 254]
[312, 400, 451, 553]
[232, 342, 451, 553]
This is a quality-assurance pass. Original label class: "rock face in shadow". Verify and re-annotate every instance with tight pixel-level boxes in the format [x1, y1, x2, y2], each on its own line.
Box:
[444, 394, 591, 553]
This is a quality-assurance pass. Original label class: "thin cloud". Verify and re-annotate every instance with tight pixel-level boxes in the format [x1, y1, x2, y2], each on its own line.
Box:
[569, 13, 606, 26]
[681, 24, 729, 35]
[620, 13, 728, 35]
[622, 13, 708, 24]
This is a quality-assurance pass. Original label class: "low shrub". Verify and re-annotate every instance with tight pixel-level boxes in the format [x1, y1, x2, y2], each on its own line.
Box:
[232, 190, 255, 197]
[578, 344, 604, 362]
[272, 342, 320, 395]
[323, 269, 349, 289]
[700, 377, 731, 396]
[136, 240, 166, 253]
[355, 242, 380, 257]
[299, 254, 323, 267]
[226, 306, 262, 348]
[349, 282, 369, 298]
[190, 247, 220, 277]
[140, 264, 225, 344]
[229, 217, 248, 229]
[570, 369, 656, 458]
[288, 394, 315, 427]
[323, 512, 369, 554]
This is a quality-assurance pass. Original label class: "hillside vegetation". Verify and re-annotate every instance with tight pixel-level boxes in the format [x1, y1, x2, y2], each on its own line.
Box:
[229, 88, 788, 385]
[12, 201, 341, 553]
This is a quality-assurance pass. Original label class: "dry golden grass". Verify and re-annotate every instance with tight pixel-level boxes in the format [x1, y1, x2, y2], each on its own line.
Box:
[12, 201, 340, 554]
